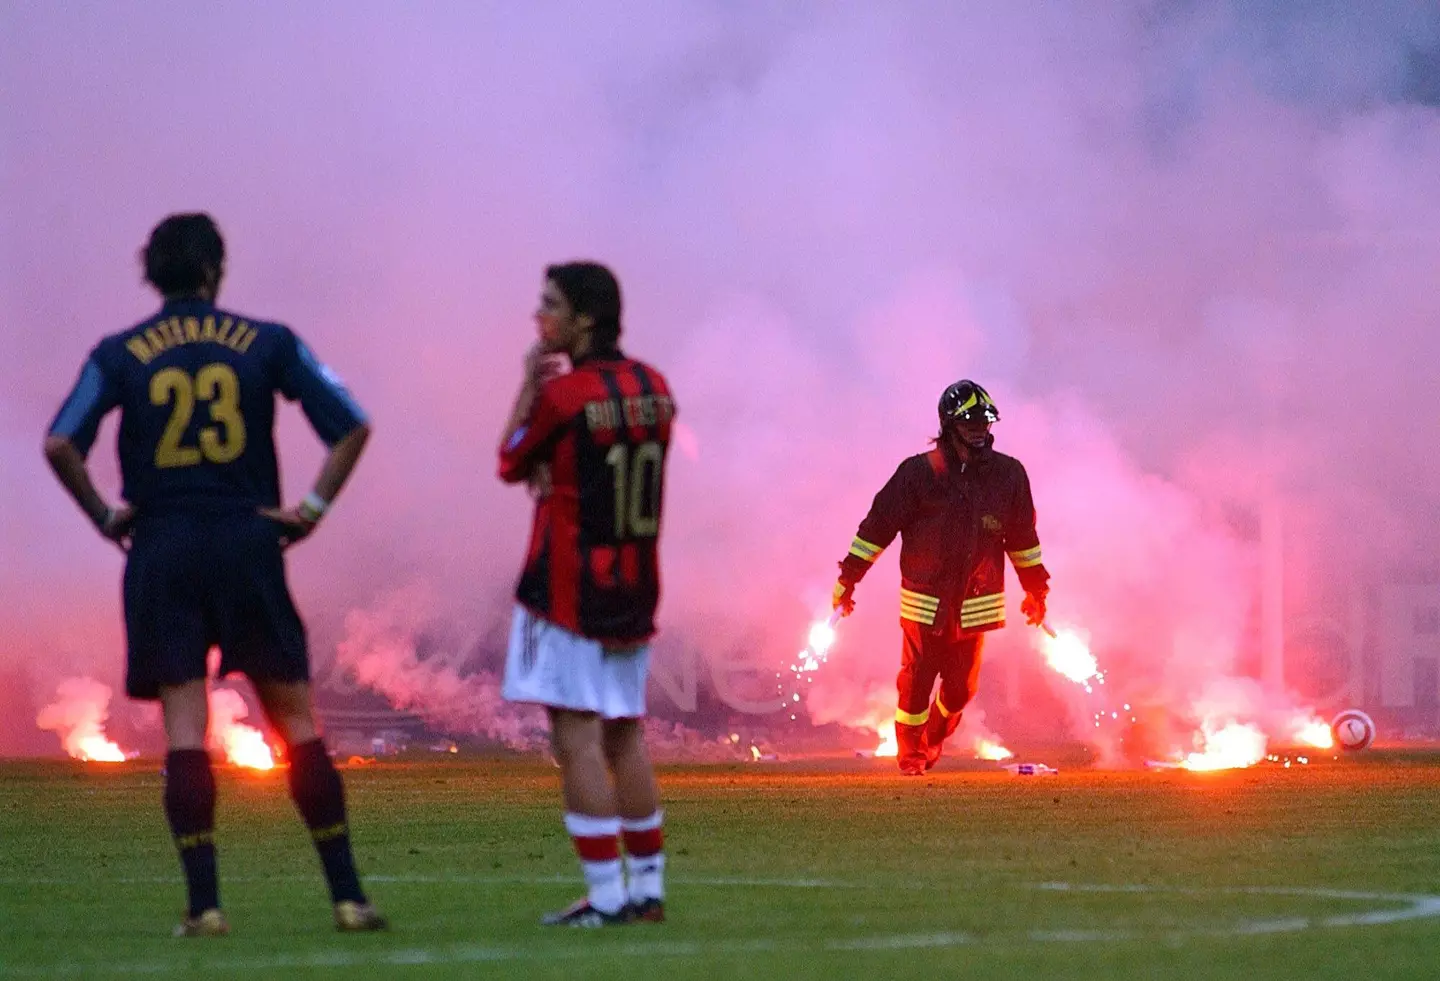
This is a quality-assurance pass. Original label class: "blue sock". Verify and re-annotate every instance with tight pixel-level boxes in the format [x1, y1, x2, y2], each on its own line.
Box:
[164, 749, 219, 917]
[287, 740, 365, 904]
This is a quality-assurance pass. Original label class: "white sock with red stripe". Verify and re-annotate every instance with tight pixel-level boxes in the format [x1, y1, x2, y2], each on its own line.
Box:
[621, 811, 665, 902]
[563, 812, 625, 914]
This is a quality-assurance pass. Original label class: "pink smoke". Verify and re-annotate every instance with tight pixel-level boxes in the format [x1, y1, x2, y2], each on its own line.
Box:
[4, 5, 1439, 754]
[332, 584, 548, 751]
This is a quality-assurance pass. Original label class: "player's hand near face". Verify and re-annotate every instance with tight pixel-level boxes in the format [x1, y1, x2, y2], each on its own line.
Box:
[526, 342, 569, 386]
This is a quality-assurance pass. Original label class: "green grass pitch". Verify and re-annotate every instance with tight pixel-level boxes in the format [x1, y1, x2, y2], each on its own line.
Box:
[3, 753, 1440, 979]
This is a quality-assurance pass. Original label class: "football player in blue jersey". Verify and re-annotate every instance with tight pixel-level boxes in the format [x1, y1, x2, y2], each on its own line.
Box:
[43, 213, 385, 936]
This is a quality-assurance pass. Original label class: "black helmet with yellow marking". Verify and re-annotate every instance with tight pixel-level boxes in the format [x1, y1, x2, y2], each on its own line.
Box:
[938, 379, 999, 425]
[938, 379, 999, 448]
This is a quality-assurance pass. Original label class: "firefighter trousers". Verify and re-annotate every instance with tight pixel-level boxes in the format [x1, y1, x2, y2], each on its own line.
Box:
[895, 620, 984, 771]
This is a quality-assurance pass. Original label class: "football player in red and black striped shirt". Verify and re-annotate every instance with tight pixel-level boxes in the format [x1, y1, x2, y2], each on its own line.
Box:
[498, 262, 674, 926]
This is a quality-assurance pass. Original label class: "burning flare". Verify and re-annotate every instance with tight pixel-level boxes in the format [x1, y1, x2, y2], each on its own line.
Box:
[208, 688, 276, 771]
[807, 619, 837, 659]
[974, 737, 1014, 761]
[1038, 627, 1102, 687]
[874, 720, 898, 757]
[1180, 722, 1267, 771]
[1292, 717, 1335, 749]
[793, 610, 843, 674]
[36, 677, 129, 762]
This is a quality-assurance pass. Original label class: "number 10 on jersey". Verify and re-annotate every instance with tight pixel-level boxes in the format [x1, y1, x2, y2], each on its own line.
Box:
[605, 441, 663, 539]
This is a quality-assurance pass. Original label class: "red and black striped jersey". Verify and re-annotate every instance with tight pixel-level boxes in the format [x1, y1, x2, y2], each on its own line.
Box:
[499, 352, 676, 643]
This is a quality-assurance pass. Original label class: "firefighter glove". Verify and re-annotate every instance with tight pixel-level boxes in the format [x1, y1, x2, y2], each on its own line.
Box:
[1020, 590, 1047, 627]
[832, 579, 856, 617]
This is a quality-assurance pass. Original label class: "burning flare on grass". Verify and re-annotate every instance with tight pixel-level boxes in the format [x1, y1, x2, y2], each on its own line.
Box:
[209, 688, 276, 771]
[874, 720, 898, 757]
[1033, 619, 1333, 770]
[974, 737, 1014, 761]
[1180, 721, 1267, 771]
[1292, 717, 1335, 749]
[36, 677, 129, 762]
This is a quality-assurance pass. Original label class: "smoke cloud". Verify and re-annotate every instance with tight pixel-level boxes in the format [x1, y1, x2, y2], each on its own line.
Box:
[4, 2, 1439, 757]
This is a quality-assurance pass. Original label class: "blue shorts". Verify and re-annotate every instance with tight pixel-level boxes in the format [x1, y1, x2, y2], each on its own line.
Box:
[123, 510, 308, 699]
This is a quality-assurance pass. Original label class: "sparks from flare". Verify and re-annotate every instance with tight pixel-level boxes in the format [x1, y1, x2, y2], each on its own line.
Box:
[1038, 627, 1104, 689]
[1180, 722, 1267, 771]
[787, 615, 904, 757]
[788, 609, 1016, 760]
[807, 620, 837, 660]
[778, 610, 843, 711]
[1292, 718, 1335, 749]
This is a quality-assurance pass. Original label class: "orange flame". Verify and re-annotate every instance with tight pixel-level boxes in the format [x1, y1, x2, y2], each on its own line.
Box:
[1180, 722, 1267, 771]
[974, 738, 1014, 761]
[208, 688, 276, 771]
[874, 721, 898, 757]
[36, 677, 130, 763]
[1292, 718, 1335, 749]
[72, 733, 127, 762]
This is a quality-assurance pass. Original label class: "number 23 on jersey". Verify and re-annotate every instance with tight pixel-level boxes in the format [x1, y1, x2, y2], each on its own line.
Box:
[149, 362, 247, 468]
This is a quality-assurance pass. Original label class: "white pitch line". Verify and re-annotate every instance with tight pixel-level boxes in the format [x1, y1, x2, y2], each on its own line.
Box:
[0, 875, 853, 889]
[1034, 882, 1440, 930]
[828, 931, 975, 950]
[4, 882, 1439, 977]
[367, 875, 857, 889]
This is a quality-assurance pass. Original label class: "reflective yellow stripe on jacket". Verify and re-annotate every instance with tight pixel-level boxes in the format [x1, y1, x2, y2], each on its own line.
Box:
[960, 593, 1005, 630]
[899, 588, 939, 626]
[848, 536, 884, 563]
[1007, 545, 1044, 569]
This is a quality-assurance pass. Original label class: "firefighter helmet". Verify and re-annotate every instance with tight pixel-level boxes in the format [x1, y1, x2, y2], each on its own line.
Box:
[937, 379, 999, 426]
[938, 379, 998, 450]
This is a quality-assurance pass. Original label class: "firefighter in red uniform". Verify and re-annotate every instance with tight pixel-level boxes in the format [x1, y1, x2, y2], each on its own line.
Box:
[832, 380, 1050, 775]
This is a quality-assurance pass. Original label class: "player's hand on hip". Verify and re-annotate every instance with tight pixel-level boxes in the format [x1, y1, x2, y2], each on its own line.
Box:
[1021, 590, 1047, 626]
[832, 579, 856, 617]
[258, 506, 318, 547]
[99, 503, 136, 551]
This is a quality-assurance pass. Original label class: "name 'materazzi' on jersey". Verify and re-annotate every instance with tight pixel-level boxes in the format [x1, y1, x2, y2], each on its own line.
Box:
[499, 353, 676, 644]
[47, 298, 367, 511]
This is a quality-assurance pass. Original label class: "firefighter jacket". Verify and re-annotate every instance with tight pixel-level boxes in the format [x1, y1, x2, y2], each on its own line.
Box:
[838, 443, 1049, 634]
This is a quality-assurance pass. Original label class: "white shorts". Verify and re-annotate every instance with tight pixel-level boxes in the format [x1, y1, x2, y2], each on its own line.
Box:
[502, 605, 651, 719]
